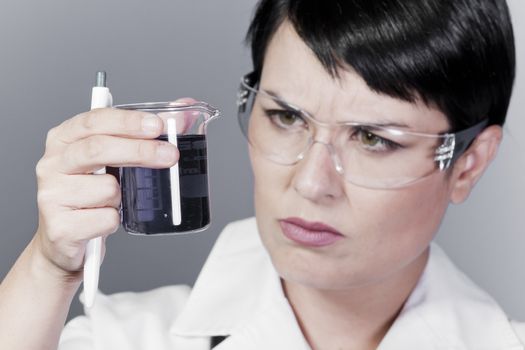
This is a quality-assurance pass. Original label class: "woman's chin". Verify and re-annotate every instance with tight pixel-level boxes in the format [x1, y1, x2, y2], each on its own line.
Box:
[267, 245, 363, 291]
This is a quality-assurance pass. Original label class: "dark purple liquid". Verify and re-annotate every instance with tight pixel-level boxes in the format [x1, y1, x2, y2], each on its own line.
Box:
[120, 134, 210, 235]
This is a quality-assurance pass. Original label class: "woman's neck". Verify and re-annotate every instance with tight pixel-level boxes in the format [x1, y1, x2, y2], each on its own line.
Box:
[282, 247, 430, 350]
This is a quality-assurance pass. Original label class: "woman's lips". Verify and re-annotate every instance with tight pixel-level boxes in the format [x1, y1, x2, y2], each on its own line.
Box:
[279, 217, 344, 247]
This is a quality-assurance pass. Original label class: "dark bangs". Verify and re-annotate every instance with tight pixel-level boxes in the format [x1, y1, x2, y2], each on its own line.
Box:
[246, 0, 516, 130]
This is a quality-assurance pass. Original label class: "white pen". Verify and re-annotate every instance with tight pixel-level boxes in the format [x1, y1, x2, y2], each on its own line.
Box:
[83, 71, 113, 308]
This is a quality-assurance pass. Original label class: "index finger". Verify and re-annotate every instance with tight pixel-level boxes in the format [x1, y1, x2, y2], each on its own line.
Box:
[50, 108, 163, 148]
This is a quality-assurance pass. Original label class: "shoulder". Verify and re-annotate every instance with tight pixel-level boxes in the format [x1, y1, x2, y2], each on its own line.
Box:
[83, 284, 192, 321]
[406, 244, 525, 348]
[59, 285, 193, 349]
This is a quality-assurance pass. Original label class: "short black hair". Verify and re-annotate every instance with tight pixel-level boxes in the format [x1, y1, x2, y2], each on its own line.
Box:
[245, 0, 516, 130]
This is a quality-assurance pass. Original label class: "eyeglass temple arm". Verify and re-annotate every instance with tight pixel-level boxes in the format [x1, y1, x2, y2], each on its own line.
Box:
[237, 72, 258, 112]
[435, 119, 489, 171]
[451, 119, 489, 162]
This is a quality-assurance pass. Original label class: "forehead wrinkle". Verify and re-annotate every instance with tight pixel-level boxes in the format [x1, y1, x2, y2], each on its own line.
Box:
[264, 70, 358, 122]
[261, 76, 324, 117]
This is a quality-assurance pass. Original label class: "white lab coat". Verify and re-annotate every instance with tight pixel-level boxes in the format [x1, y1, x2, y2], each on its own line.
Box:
[59, 217, 525, 350]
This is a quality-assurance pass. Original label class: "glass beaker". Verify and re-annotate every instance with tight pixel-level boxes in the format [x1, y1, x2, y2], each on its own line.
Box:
[115, 101, 220, 235]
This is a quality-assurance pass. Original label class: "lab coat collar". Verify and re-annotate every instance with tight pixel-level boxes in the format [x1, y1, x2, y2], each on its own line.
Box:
[171, 218, 523, 349]
[170, 217, 309, 348]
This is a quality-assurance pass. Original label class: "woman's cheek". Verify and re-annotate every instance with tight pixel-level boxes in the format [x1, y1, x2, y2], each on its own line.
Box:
[250, 150, 289, 213]
[352, 176, 450, 265]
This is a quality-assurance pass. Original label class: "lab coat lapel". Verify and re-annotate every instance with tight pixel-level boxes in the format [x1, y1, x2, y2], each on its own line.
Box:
[170, 218, 309, 349]
[212, 298, 310, 350]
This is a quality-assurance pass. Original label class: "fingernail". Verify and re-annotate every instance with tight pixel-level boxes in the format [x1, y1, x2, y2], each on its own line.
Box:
[142, 115, 160, 133]
[157, 143, 177, 163]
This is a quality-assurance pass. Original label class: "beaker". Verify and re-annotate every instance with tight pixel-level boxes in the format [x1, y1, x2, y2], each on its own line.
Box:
[116, 101, 220, 235]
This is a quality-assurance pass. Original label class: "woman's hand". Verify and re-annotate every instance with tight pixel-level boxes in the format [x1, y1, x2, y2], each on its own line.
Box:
[32, 107, 179, 281]
[0, 103, 191, 350]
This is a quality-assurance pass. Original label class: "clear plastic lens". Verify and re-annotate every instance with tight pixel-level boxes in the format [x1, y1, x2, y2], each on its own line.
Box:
[237, 73, 488, 189]
[239, 87, 448, 189]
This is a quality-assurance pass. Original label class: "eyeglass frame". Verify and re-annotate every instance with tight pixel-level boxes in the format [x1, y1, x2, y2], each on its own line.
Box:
[237, 71, 488, 185]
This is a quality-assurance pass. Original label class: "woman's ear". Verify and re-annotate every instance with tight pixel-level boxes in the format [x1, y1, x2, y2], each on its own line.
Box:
[449, 125, 503, 204]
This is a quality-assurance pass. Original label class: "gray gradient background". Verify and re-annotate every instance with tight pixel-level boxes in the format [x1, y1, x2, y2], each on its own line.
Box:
[0, 0, 523, 322]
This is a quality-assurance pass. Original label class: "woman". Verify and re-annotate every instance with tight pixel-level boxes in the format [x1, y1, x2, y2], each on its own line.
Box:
[0, 0, 522, 349]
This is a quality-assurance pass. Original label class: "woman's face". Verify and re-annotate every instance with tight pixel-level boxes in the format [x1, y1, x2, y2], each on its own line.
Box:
[250, 22, 455, 290]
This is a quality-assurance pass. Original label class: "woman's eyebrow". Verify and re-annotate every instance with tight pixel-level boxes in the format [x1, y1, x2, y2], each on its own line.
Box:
[264, 89, 304, 111]
[263, 89, 287, 100]
[263, 88, 411, 129]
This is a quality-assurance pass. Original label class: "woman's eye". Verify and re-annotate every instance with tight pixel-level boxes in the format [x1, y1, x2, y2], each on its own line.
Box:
[355, 128, 400, 152]
[264, 109, 306, 128]
[279, 112, 298, 125]
[361, 131, 381, 146]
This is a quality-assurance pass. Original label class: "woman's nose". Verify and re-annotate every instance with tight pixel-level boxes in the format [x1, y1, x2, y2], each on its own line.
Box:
[291, 141, 345, 204]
